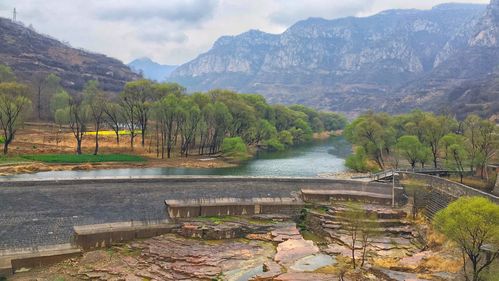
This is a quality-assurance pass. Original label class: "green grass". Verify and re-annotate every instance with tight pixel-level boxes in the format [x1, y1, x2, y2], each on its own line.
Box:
[21, 154, 146, 164]
[0, 155, 33, 165]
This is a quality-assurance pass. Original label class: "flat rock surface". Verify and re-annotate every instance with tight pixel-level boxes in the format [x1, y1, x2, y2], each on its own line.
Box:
[274, 238, 320, 266]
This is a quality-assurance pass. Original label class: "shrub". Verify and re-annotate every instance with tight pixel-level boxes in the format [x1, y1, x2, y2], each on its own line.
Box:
[345, 147, 370, 172]
[0, 136, 4, 144]
[221, 137, 249, 160]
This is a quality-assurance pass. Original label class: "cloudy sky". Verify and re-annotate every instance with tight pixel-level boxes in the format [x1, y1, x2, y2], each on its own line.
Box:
[0, 0, 489, 65]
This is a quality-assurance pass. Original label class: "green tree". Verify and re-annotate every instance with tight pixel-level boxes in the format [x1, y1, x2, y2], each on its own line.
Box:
[433, 197, 499, 281]
[278, 130, 293, 147]
[463, 115, 482, 173]
[50, 89, 70, 117]
[0, 82, 32, 154]
[345, 147, 370, 172]
[417, 146, 432, 169]
[221, 137, 248, 160]
[442, 134, 468, 183]
[154, 94, 181, 159]
[476, 119, 498, 179]
[121, 79, 154, 147]
[0, 64, 16, 83]
[255, 119, 277, 145]
[421, 114, 456, 168]
[33, 73, 61, 120]
[396, 135, 424, 169]
[441, 133, 461, 161]
[83, 80, 105, 155]
[264, 137, 285, 151]
[344, 113, 395, 169]
[319, 111, 347, 131]
[179, 98, 202, 157]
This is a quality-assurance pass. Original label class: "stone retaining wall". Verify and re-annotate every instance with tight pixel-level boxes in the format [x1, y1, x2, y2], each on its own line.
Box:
[399, 172, 499, 218]
[0, 244, 81, 277]
[73, 221, 176, 251]
[165, 197, 304, 219]
[399, 172, 499, 203]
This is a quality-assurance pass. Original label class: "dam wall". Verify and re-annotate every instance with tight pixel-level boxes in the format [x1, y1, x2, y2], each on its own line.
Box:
[399, 172, 499, 218]
[0, 176, 396, 251]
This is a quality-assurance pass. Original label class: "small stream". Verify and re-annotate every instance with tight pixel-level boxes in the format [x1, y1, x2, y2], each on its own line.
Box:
[3, 136, 351, 180]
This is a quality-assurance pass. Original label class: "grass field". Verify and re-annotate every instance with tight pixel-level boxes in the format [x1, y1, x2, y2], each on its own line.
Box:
[21, 154, 146, 164]
[0, 155, 34, 165]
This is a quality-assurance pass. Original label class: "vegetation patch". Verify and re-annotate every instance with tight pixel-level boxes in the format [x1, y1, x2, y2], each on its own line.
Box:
[0, 155, 33, 165]
[21, 154, 145, 164]
[221, 137, 250, 161]
[86, 130, 141, 136]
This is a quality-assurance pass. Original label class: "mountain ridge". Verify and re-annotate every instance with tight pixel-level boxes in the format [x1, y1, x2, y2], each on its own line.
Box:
[128, 57, 177, 82]
[0, 17, 140, 92]
[170, 2, 495, 117]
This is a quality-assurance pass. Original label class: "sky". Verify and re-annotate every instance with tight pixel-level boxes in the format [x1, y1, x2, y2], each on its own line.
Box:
[0, 0, 490, 65]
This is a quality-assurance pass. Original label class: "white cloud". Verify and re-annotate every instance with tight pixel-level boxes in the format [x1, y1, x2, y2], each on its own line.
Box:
[0, 0, 490, 65]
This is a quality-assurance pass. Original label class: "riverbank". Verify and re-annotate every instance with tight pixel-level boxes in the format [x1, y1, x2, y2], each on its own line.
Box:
[0, 156, 235, 177]
[1, 123, 347, 177]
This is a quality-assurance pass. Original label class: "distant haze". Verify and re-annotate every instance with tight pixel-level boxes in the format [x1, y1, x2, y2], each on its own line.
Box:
[0, 0, 489, 65]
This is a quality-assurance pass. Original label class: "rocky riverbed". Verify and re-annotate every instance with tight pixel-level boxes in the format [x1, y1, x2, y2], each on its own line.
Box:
[9, 207, 462, 281]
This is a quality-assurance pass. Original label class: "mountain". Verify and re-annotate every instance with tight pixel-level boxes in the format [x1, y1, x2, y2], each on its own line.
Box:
[0, 17, 139, 92]
[170, 3, 493, 116]
[128, 57, 177, 82]
[385, 0, 499, 118]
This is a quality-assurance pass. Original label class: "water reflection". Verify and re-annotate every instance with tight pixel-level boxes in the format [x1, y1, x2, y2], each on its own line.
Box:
[4, 137, 350, 179]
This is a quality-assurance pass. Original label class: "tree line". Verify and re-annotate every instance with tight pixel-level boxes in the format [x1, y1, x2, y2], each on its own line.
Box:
[0, 65, 347, 156]
[344, 111, 498, 181]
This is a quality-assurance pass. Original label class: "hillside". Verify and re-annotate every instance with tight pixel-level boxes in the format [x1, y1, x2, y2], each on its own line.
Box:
[170, 3, 495, 116]
[128, 57, 177, 82]
[0, 17, 140, 92]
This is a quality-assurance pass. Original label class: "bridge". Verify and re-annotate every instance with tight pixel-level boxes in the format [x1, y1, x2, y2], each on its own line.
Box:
[0, 176, 397, 251]
[370, 168, 460, 182]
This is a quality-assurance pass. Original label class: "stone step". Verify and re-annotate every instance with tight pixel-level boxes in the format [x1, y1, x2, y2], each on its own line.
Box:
[323, 225, 414, 236]
[0, 244, 81, 277]
[327, 208, 407, 220]
[320, 216, 410, 227]
[301, 189, 392, 205]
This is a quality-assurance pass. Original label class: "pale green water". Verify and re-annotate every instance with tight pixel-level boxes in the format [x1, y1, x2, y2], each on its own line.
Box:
[5, 136, 350, 179]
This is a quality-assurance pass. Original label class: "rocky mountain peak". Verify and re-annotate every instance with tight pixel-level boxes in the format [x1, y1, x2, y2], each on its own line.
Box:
[469, 0, 499, 47]
[170, 2, 497, 118]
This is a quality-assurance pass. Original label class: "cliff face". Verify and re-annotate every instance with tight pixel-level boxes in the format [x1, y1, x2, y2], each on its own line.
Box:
[171, 3, 499, 117]
[387, 0, 499, 118]
[0, 18, 140, 92]
[171, 0, 499, 115]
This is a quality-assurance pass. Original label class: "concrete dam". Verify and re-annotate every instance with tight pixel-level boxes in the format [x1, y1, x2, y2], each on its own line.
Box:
[0, 176, 398, 251]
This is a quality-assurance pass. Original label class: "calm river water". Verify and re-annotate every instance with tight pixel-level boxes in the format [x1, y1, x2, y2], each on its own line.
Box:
[4, 136, 350, 179]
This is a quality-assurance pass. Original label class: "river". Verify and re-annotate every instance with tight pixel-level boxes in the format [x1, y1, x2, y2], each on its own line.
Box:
[3, 136, 350, 180]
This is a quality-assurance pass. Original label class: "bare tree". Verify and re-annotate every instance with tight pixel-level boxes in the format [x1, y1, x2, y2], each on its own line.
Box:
[67, 97, 88, 155]
[83, 80, 105, 155]
[0, 82, 31, 154]
[103, 102, 123, 146]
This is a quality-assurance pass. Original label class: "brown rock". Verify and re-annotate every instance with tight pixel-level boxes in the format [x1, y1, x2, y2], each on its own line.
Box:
[274, 238, 319, 266]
